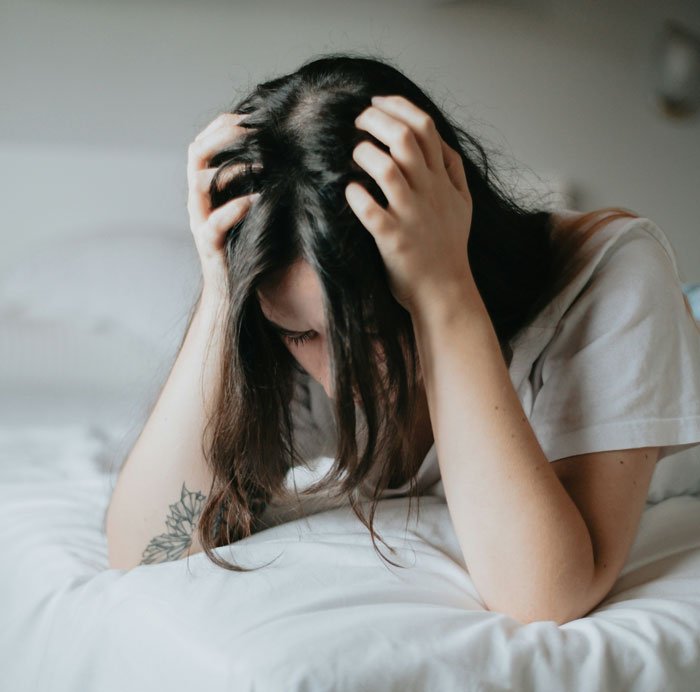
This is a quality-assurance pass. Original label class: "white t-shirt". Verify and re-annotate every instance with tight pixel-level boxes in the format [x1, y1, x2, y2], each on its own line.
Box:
[257, 210, 700, 526]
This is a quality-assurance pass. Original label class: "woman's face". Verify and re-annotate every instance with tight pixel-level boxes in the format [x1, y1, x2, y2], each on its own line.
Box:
[256, 258, 339, 400]
[256, 258, 423, 406]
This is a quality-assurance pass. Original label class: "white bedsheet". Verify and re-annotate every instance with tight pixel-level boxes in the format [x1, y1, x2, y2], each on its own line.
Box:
[2, 424, 700, 691]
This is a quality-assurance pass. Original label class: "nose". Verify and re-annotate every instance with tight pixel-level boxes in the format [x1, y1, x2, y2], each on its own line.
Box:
[322, 379, 334, 400]
[319, 363, 334, 400]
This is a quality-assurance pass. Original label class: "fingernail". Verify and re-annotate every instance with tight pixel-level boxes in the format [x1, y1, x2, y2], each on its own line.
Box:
[371, 96, 386, 104]
[250, 192, 261, 201]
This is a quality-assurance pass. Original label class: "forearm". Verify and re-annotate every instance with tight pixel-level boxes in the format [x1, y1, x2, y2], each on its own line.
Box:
[410, 282, 594, 625]
[105, 287, 227, 570]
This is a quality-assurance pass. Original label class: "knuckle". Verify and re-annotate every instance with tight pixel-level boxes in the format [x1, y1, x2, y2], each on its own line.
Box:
[192, 171, 204, 190]
[187, 140, 202, 159]
[207, 206, 223, 228]
[420, 114, 435, 134]
[373, 215, 392, 235]
[194, 115, 224, 141]
[366, 202, 385, 224]
[361, 197, 375, 214]
[396, 125, 413, 148]
[194, 170, 210, 191]
[209, 113, 229, 131]
[213, 120, 235, 138]
[379, 160, 399, 183]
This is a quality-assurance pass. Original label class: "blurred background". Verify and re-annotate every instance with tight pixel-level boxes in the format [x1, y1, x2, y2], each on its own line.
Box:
[1, 0, 699, 438]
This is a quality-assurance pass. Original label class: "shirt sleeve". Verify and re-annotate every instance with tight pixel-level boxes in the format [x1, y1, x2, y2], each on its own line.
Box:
[528, 225, 700, 463]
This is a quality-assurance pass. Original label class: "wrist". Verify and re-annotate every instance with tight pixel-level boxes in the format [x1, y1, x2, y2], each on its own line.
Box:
[201, 280, 228, 307]
[410, 280, 504, 379]
[410, 275, 484, 327]
[198, 285, 228, 326]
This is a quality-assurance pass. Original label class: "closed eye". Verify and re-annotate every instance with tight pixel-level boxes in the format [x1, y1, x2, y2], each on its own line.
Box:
[284, 331, 315, 347]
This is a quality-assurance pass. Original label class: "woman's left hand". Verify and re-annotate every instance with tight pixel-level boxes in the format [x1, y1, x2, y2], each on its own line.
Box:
[345, 95, 474, 315]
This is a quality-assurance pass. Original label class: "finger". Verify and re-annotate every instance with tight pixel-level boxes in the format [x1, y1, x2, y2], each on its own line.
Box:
[345, 182, 393, 238]
[187, 168, 215, 228]
[187, 167, 225, 226]
[439, 137, 470, 198]
[187, 120, 254, 183]
[195, 167, 219, 194]
[369, 96, 444, 174]
[188, 160, 259, 228]
[351, 141, 412, 211]
[194, 112, 248, 143]
[205, 193, 261, 252]
[354, 106, 431, 191]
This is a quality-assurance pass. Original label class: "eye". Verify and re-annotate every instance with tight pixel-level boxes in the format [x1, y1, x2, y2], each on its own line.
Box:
[284, 331, 315, 347]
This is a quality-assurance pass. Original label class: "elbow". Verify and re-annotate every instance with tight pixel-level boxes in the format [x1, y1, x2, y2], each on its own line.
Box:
[505, 593, 601, 626]
[484, 571, 598, 626]
[501, 559, 598, 626]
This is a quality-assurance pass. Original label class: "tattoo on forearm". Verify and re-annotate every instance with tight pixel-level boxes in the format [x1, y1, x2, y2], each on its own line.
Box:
[140, 482, 206, 565]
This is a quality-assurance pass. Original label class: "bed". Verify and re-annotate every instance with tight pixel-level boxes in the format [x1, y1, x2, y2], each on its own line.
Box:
[2, 227, 700, 691]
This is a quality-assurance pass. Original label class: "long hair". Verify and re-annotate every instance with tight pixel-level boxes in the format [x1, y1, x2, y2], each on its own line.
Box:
[182, 52, 642, 571]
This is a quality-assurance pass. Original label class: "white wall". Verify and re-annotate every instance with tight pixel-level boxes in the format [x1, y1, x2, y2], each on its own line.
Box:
[1, 0, 699, 281]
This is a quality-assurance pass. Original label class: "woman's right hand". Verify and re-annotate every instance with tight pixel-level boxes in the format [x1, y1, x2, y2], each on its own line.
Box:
[186, 112, 260, 302]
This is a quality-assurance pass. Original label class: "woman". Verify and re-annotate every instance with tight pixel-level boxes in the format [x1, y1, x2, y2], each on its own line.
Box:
[106, 54, 700, 624]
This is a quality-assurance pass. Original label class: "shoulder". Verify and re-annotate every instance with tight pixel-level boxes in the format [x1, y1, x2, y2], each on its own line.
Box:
[563, 216, 684, 328]
[542, 211, 684, 331]
[541, 215, 688, 374]
[551, 209, 682, 278]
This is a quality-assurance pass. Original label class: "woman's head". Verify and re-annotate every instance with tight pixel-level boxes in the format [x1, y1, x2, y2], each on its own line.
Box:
[191, 52, 639, 572]
[255, 256, 399, 403]
[255, 258, 335, 398]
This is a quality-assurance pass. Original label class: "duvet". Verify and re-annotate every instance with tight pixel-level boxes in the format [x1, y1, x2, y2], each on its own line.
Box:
[2, 424, 700, 692]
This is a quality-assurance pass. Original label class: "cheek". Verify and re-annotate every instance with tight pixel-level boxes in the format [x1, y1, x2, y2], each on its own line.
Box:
[288, 340, 323, 372]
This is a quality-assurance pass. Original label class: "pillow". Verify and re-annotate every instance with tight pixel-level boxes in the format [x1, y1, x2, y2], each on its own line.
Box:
[647, 443, 700, 505]
[647, 283, 700, 504]
[0, 229, 203, 355]
[0, 311, 175, 429]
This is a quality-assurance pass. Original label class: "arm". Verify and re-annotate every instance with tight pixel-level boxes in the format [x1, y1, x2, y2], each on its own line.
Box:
[410, 283, 597, 624]
[105, 287, 226, 570]
[347, 96, 593, 622]
[411, 285, 661, 625]
[105, 110, 259, 570]
[347, 95, 663, 625]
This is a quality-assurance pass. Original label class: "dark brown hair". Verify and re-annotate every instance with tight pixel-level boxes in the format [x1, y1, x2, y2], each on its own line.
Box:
[181, 53, 645, 571]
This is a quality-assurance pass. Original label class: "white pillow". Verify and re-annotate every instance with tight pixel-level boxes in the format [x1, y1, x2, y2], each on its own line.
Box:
[0, 229, 203, 354]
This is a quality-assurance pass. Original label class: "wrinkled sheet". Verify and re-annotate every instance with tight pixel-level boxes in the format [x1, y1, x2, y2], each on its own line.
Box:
[2, 425, 700, 692]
